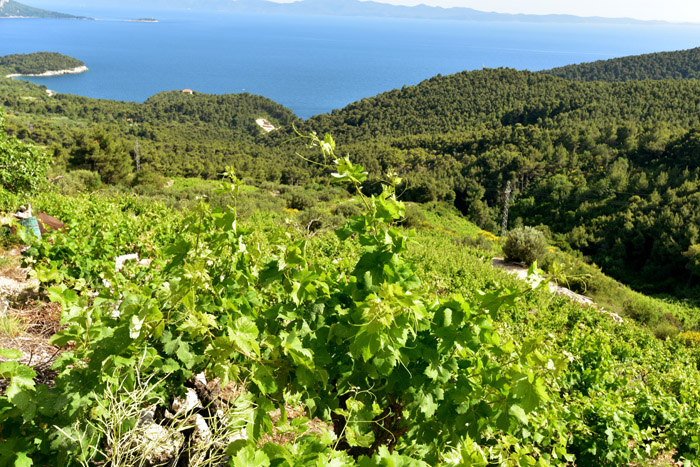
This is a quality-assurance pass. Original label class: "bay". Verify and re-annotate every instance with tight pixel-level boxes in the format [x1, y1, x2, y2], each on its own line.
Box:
[3, 7, 700, 118]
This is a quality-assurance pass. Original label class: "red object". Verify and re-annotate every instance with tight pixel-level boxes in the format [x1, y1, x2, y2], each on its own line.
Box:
[36, 213, 66, 234]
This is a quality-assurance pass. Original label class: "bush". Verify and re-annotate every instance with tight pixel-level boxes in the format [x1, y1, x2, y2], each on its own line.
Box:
[316, 186, 344, 202]
[460, 230, 499, 252]
[333, 202, 363, 218]
[0, 111, 50, 195]
[54, 170, 102, 195]
[282, 190, 317, 211]
[502, 226, 548, 265]
[398, 204, 427, 228]
[296, 207, 341, 234]
[132, 167, 167, 189]
[653, 321, 680, 340]
[678, 330, 700, 348]
[0, 187, 19, 212]
[623, 299, 660, 327]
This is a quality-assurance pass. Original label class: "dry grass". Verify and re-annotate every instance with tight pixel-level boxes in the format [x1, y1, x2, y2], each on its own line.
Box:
[0, 311, 26, 338]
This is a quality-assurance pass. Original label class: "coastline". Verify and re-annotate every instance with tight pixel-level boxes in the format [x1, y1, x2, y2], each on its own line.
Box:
[5, 65, 88, 79]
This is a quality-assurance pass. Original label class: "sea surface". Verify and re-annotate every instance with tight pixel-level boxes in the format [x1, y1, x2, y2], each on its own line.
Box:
[3, 7, 700, 118]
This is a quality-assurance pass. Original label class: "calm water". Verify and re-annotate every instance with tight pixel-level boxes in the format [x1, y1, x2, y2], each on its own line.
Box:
[2, 7, 700, 118]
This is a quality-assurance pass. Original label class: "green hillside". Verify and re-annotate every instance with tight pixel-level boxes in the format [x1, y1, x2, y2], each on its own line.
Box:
[0, 0, 87, 18]
[0, 52, 84, 76]
[278, 68, 700, 297]
[6, 49, 700, 466]
[5, 55, 700, 298]
[544, 46, 700, 81]
[4, 120, 700, 465]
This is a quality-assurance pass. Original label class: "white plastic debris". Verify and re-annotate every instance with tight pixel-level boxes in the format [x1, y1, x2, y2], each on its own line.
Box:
[14, 204, 32, 220]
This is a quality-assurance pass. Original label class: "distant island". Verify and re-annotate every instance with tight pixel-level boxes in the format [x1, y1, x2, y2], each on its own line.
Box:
[99, 0, 676, 25]
[0, 52, 87, 78]
[222, 0, 676, 24]
[0, 0, 91, 19]
[124, 18, 158, 23]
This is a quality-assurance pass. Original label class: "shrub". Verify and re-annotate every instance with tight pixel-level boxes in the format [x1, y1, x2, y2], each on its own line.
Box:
[132, 167, 167, 189]
[316, 186, 344, 202]
[653, 321, 680, 340]
[0, 111, 50, 195]
[296, 207, 341, 234]
[502, 226, 548, 265]
[398, 204, 427, 228]
[333, 202, 363, 218]
[282, 190, 316, 211]
[469, 230, 499, 250]
[623, 298, 661, 327]
[678, 330, 700, 348]
[54, 170, 102, 195]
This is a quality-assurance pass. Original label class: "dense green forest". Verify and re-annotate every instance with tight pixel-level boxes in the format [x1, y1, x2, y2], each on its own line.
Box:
[544, 46, 700, 81]
[5, 51, 700, 299]
[0, 0, 85, 18]
[286, 68, 700, 297]
[0, 52, 85, 76]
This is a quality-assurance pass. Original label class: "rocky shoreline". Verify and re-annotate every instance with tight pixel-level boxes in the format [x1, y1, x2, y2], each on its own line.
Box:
[5, 64, 88, 79]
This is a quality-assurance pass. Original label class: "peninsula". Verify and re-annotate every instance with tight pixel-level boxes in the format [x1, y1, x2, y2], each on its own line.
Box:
[5, 65, 88, 78]
[0, 0, 90, 19]
[0, 52, 87, 78]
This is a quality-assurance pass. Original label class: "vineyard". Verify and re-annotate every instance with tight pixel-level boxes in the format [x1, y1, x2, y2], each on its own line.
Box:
[1, 132, 700, 466]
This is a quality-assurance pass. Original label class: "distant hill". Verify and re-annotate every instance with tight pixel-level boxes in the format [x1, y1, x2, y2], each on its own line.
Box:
[0, 0, 88, 18]
[287, 68, 700, 142]
[0, 52, 85, 76]
[18, 0, 666, 24]
[543, 47, 700, 81]
[210, 0, 666, 24]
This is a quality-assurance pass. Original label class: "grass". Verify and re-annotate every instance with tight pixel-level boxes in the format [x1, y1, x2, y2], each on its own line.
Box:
[407, 203, 700, 338]
[0, 312, 26, 338]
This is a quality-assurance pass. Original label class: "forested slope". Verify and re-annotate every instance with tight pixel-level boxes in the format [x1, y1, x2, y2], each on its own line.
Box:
[294, 68, 700, 140]
[281, 68, 700, 296]
[0, 0, 85, 18]
[543, 46, 700, 81]
[7, 58, 700, 297]
[0, 52, 84, 76]
[0, 76, 298, 180]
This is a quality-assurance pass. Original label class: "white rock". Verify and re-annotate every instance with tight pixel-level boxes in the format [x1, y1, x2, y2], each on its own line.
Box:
[195, 372, 207, 387]
[138, 407, 156, 426]
[115, 254, 139, 273]
[172, 388, 201, 414]
[139, 422, 184, 463]
[193, 413, 211, 441]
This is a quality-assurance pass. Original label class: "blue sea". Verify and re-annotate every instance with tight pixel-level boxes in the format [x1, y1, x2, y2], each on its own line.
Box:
[3, 6, 700, 118]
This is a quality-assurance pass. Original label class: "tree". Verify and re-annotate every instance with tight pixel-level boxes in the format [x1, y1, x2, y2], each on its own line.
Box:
[0, 110, 50, 194]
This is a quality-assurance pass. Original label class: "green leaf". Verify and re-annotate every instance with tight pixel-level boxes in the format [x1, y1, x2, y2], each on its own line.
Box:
[0, 348, 22, 360]
[14, 452, 33, 467]
[176, 343, 196, 369]
[129, 314, 144, 339]
[231, 445, 270, 467]
[252, 365, 278, 395]
[419, 393, 438, 418]
[512, 375, 548, 412]
[509, 404, 529, 425]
